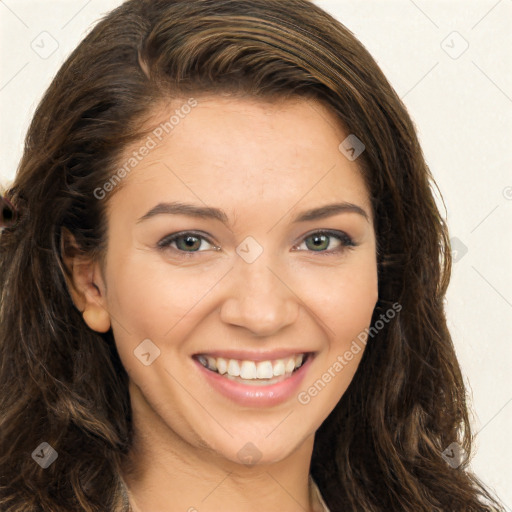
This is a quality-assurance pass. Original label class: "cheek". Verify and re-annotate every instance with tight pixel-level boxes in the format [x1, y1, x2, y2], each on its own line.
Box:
[303, 255, 378, 344]
[104, 251, 229, 342]
[332, 269, 378, 346]
[296, 264, 377, 414]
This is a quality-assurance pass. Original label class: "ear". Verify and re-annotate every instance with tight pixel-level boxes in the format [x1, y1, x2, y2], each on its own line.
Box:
[61, 228, 111, 333]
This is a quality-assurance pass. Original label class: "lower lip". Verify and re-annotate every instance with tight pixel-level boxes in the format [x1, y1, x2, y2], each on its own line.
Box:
[194, 355, 314, 407]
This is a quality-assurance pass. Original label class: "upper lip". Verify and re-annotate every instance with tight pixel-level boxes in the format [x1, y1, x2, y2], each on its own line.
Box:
[193, 349, 314, 361]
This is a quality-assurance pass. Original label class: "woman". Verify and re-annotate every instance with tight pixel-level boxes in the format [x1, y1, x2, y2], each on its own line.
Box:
[0, 0, 504, 510]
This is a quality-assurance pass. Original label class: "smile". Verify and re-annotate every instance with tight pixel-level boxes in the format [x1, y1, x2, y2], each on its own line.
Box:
[195, 353, 307, 381]
[192, 351, 314, 406]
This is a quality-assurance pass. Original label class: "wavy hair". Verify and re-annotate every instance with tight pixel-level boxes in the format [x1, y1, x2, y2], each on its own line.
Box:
[0, 0, 503, 510]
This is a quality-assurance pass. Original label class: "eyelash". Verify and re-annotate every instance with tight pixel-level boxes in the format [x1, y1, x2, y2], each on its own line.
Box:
[157, 230, 356, 257]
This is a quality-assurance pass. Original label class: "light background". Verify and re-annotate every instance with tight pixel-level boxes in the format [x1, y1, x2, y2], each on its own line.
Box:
[1, 0, 511, 508]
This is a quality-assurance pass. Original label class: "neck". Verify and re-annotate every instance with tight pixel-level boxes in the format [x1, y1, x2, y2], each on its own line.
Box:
[120, 381, 323, 512]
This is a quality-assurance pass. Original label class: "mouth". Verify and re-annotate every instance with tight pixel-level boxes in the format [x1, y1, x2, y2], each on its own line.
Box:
[192, 348, 316, 406]
[193, 352, 310, 386]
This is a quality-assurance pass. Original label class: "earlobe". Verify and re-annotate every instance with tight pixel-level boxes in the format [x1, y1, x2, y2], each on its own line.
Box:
[82, 301, 111, 333]
[61, 228, 111, 333]
[78, 271, 111, 333]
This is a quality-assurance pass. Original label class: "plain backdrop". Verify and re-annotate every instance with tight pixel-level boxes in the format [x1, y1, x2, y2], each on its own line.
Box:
[1, 0, 511, 509]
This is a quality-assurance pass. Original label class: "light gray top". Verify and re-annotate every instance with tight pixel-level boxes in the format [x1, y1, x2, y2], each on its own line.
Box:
[119, 474, 331, 511]
[310, 475, 331, 512]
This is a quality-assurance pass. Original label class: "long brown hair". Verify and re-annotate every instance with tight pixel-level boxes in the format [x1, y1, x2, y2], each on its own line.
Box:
[0, 1, 503, 510]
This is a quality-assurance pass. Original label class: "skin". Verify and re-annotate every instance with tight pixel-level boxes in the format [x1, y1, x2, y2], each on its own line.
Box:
[66, 95, 378, 512]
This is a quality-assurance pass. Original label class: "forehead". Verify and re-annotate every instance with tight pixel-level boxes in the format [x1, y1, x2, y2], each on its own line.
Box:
[109, 95, 372, 224]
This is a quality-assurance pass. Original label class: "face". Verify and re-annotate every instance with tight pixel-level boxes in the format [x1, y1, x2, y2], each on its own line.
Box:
[89, 95, 378, 466]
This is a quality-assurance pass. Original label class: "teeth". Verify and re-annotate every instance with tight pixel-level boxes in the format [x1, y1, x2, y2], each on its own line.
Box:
[197, 353, 307, 380]
[227, 359, 240, 377]
[240, 361, 257, 379]
[285, 358, 295, 373]
[216, 357, 227, 375]
[273, 360, 285, 376]
[256, 361, 273, 379]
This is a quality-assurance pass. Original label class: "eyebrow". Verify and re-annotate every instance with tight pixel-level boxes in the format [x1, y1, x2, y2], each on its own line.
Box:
[136, 201, 369, 225]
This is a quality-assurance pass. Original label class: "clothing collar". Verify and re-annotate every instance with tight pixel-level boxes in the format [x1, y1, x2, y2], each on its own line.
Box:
[309, 475, 331, 512]
[120, 473, 331, 511]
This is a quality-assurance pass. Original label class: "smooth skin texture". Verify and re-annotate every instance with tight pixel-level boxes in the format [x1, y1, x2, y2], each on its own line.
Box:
[66, 96, 378, 512]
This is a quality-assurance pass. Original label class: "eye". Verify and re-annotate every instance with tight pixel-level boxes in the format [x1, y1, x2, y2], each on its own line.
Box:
[156, 229, 355, 257]
[157, 231, 219, 254]
[292, 230, 356, 254]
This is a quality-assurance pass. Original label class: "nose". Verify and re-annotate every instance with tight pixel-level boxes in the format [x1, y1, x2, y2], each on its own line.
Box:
[219, 257, 300, 337]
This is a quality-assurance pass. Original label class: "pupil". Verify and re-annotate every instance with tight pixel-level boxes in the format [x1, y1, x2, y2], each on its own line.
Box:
[181, 236, 199, 250]
[308, 234, 328, 251]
